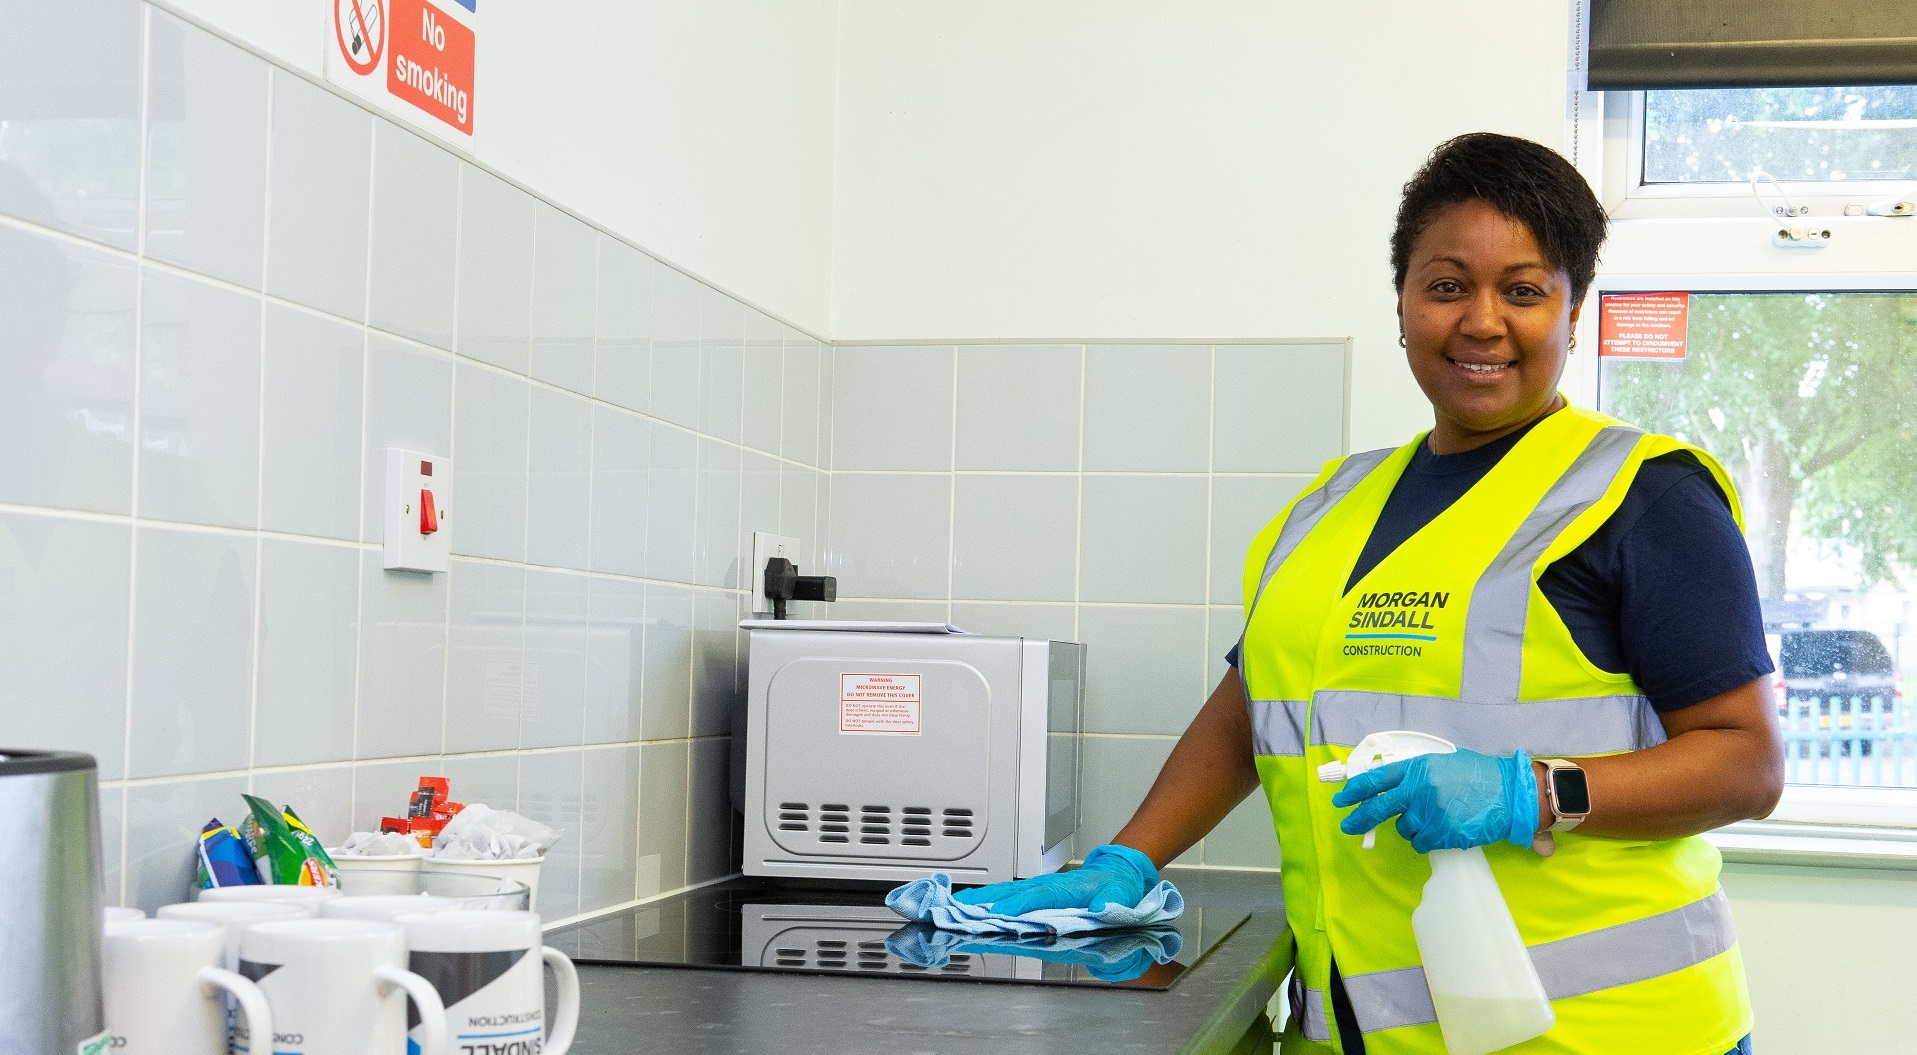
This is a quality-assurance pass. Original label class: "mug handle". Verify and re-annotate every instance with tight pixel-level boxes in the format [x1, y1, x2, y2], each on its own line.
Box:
[198, 967, 271, 1055]
[375, 965, 447, 1055]
[540, 947, 581, 1055]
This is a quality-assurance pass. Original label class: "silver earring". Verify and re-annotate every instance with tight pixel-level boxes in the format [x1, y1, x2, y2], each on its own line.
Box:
[1569, 334, 1578, 353]
[1398, 334, 1407, 348]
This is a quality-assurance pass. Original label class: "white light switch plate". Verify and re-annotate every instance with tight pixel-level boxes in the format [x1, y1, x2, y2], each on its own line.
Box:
[385, 447, 451, 573]
[750, 531, 802, 615]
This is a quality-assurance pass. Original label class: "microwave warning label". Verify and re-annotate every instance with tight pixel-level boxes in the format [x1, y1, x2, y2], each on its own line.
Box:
[840, 673, 922, 734]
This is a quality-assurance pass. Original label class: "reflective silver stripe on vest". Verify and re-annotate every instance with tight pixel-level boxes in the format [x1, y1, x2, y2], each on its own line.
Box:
[1458, 426, 1642, 705]
[1249, 698, 1311, 757]
[1343, 889, 1738, 1035]
[1246, 447, 1395, 624]
[1311, 688, 1667, 757]
[1288, 975, 1332, 1042]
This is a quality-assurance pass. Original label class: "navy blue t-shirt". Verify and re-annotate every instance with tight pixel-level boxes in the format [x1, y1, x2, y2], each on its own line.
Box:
[1230, 420, 1773, 711]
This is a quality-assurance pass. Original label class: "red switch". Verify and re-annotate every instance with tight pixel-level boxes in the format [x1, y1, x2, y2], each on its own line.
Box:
[420, 489, 439, 534]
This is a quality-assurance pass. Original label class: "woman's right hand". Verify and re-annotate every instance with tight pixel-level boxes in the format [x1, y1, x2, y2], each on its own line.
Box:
[949, 844, 1158, 914]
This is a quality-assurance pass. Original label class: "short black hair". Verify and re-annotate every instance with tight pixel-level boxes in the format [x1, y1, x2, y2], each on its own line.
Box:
[1390, 133, 1608, 302]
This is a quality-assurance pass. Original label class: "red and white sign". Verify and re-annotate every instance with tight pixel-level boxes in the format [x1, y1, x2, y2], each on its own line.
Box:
[1599, 292, 1690, 360]
[839, 674, 922, 735]
[327, 0, 476, 143]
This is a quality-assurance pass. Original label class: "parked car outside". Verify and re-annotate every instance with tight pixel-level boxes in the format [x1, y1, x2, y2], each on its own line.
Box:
[1775, 629, 1903, 733]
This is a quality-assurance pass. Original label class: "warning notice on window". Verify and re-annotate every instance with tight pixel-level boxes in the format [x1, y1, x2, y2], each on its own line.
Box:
[840, 674, 922, 735]
[1599, 292, 1690, 360]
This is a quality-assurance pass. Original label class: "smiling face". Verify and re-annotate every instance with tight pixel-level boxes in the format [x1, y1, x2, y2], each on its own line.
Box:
[1397, 197, 1582, 454]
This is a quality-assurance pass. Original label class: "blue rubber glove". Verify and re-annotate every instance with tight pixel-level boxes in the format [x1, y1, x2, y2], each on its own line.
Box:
[1331, 748, 1539, 854]
[950, 844, 1158, 915]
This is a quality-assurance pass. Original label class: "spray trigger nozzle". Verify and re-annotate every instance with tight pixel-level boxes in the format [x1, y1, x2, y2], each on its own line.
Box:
[1318, 730, 1458, 849]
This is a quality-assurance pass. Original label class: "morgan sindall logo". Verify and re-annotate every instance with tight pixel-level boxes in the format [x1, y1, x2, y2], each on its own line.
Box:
[1343, 589, 1450, 658]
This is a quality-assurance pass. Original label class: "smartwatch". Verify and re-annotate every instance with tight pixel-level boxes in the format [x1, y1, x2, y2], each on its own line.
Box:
[1532, 758, 1590, 856]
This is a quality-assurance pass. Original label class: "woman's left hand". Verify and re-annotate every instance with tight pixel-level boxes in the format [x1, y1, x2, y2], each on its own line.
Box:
[1332, 748, 1541, 853]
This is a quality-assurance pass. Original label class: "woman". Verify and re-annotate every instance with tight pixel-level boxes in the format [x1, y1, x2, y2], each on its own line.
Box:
[957, 133, 1783, 1054]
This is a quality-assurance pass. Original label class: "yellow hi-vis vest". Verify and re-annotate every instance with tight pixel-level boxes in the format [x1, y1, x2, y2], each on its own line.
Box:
[1240, 404, 1754, 1055]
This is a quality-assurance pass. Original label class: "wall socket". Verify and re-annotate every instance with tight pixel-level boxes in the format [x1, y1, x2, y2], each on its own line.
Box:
[750, 531, 802, 615]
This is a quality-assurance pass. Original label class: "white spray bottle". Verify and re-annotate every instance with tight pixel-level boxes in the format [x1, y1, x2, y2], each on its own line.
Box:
[1317, 731, 1553, 1055]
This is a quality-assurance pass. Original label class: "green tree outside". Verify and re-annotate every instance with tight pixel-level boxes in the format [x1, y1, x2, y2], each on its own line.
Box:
[1602, 293, 1917, 599]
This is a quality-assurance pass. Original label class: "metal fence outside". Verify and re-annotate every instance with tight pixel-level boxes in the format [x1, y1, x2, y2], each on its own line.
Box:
[1778, 693, 1917, 788]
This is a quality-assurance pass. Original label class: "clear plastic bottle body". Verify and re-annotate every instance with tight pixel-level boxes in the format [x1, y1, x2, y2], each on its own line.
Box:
[1412, 847, 1554, 1055]
[1319, 731, 1554, 1055]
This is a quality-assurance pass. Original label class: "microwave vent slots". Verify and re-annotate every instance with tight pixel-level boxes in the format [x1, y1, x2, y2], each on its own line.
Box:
[769, 939, 975, 975]
[942, 807, 976, 839]
[777, 803, 810, 832]
[802, 801, 980, 845]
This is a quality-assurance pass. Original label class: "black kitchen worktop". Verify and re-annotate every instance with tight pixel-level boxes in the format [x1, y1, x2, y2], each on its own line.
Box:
[559, 867, 1293, 1055]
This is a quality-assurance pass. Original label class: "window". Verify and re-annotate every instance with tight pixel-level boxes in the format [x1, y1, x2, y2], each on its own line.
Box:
[1595, 290, 1917, 791]
[1644, 86, 1917, 184]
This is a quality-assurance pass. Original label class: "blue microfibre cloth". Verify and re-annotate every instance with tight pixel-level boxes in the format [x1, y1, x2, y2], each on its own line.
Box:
[885, 921, 1184, 982]
[885, 872, 1183, 937]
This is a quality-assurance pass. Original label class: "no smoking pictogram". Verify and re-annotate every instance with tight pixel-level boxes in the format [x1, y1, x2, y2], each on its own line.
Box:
[335, 0, 386, 76]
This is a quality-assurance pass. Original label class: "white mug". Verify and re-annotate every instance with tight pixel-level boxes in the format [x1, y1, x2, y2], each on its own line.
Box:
[104, 906, 147, 923]
[199, 884, 342, 908]
[239, 918, 448, 1055]
[157, 902, 312, 1054]
[394, 909, 579, 1055]
[102, 919, 273, 1055]
[319, 894, 460, 922]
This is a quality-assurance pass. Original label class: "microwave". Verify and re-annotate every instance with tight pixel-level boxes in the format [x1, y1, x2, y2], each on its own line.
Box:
[741, 623, 1084, 885]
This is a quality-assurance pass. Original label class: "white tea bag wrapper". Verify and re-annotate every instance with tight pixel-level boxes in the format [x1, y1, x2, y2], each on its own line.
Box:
[428, 804, 563, 860]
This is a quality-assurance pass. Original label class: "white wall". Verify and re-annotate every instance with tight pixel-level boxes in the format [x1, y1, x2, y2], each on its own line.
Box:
[829, 0, 1573, 452]
[155, 0, 839, 335]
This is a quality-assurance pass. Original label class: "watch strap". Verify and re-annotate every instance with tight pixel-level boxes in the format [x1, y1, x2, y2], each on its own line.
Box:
[1539, 758, 1588, 833]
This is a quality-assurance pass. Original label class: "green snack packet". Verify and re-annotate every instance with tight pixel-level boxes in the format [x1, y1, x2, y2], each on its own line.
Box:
[241, 793, 340, 888]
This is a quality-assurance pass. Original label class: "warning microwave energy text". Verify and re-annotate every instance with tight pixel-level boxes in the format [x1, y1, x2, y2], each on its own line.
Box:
[840, 674, 922, 735]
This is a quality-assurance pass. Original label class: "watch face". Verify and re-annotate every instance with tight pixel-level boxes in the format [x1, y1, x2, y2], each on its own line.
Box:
[1552, 767, 1591, 815]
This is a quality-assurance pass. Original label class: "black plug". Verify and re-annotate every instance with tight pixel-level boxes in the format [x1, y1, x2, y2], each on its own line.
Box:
[764, 557, 837, 620]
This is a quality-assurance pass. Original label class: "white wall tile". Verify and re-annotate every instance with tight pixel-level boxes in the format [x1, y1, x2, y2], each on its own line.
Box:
[517, 749, 583, 918]
[530, 203, 597, 394]
[0, 513, 131, 777]
[647, 267, 702, 430]
[262, 304, 362, 540]
[645, 428, 697, 584]
[527, 387, 591, 570]
[831, 346, 953, 471]
[456, 166, 533, 373]
[1214, 344, 1345, 472]
[952, 474, 1078, 602]
[690, 591, 740, 739]
[360, 336, 452, 542]
[1208, 475, 1308, 606]
[1078, 605, 1208, 735]
[445, 559, 525, 754]
[0, 230, 137, 514]
[128, 526, 255, 778]
[948, 601, 1076, 642]
[637, 741, 689, 894]
[699, 288, 745, 444]
[1074, 736, 1195, 865]
[138, 269, 261, 529]
[451, 363, 529, 562]
[0, 0, 143, 250]
[588, 406, 648, 578]
[1204, 785, 1281, 869]
[640, 585, 693, 742]
[742, 312, 783, 455]
[694, 440, 741, 589]
[781, 332, 823, 467]
[955, 345, 1081, 471]
[1079, 475, 1208, 604]
[125, 775, 248, 911]
[255, 539, 358, 767]
[825, 472, 951, 600]
[584, 577, 644, 745]
[265, 71, 371, 321]
[740, 452, 780, 599]
[1083, 345, 1210, 472]
[580, 745, 640, 911]
[522, 569, 588, 750]
[688, 737, 736, 883]
[437, 754, 519, 813]
[253, 766, 354, 848]
[100, 785, 125, 905]
[594, 236, 652, 413]
[356, 553, 446, 760]
[778, 466, 821, 573]
[369, 122, 457, 349]
[144, 11, 269, 288]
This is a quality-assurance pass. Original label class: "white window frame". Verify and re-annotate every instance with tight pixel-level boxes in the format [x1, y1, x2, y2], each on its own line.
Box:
[1570, 88, 1917, 848]
[1601, 91, 1917, 221]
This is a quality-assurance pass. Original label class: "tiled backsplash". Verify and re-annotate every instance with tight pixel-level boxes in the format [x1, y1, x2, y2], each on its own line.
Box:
[823, 343, 1350, 870]
[0, 0, 827, 918]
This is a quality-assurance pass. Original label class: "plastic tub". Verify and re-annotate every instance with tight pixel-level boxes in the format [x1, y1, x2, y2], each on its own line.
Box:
[333, 867, 530, 911]
[419, 854, 545, 911]
[326, 850, 423, 896]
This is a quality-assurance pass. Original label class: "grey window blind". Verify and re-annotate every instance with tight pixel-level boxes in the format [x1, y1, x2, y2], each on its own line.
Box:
[1589, 0, 1917, 90]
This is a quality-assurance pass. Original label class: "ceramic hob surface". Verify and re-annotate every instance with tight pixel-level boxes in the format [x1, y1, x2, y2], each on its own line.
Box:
[544, 876, 1249, 990]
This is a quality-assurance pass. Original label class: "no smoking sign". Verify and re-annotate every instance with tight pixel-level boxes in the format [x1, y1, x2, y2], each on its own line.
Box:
[327, 0, 477, 141]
